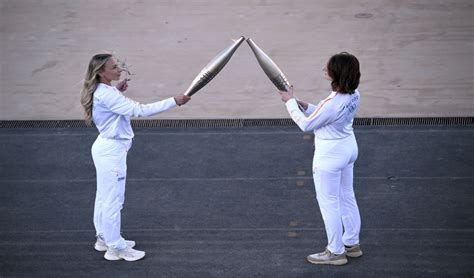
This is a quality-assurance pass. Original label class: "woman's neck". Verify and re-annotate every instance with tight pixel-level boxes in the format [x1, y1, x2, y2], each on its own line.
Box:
[100, 77, 111, 86]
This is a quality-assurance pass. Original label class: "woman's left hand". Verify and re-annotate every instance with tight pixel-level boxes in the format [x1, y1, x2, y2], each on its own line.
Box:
[116, 80, 129, 92]
[279, 85, 295, 103]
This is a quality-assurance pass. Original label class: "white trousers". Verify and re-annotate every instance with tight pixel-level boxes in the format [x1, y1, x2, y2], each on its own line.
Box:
[312, 134, 361, 255]
[91, 136, 132, 250]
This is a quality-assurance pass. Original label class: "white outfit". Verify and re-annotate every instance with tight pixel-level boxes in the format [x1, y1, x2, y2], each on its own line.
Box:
[285, 90, 361, 255]
[91, 83, 177, 249]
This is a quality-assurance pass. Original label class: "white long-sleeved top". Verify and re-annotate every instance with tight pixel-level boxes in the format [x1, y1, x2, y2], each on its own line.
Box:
[285, 90, 360, 140]
[92, 83, 177, 140]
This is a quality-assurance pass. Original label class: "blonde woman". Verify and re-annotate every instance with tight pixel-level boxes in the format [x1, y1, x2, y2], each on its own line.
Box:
[81, 53, 190, 261]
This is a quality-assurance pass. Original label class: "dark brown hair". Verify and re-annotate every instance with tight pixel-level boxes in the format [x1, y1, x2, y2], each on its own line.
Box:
[327, 52, 360, 94]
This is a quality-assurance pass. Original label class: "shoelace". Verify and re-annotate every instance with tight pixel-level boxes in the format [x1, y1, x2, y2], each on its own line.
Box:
[318, 249, 331, 257]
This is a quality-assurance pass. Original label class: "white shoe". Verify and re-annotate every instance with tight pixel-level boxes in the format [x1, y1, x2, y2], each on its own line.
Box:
[94, 238, 136, 252]
[307, 248, 348, 265]
[104, 246, 146, 261]
[345, 244, 363, 258]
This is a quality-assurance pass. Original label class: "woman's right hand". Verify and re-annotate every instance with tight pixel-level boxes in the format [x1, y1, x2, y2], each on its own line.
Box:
[279, 85, 295, 103]
[174, 95, 191, 106]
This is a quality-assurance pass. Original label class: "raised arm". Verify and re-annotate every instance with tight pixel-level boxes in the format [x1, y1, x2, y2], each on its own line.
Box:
[280, 87, 336, 132]
[102, 87, 178, 117]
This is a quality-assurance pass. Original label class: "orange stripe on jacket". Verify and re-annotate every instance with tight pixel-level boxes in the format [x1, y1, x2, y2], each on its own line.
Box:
[307, 97, 335, 121]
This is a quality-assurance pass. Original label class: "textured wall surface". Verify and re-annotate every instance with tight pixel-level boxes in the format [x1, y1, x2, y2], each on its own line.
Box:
[1, 0, 473, 120]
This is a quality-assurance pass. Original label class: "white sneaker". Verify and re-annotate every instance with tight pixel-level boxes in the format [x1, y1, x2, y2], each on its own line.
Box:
[307, 248, 348, 265]
[345, 244, 363, 258]
[94, 238, 136, 252]
[104, 246, 146, 261]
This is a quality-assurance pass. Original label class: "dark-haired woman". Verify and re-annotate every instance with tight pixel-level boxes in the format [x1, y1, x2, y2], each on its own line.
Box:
[80, 53, 190, 261]
[280, 52, 362, 266]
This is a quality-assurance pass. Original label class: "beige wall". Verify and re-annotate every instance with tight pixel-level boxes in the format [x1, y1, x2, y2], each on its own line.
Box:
[1, 0, 473, 120]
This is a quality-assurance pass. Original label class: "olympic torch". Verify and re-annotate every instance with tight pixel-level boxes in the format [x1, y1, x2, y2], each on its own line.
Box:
[184, 36, 245, 96]
[246, 38, 290, 92]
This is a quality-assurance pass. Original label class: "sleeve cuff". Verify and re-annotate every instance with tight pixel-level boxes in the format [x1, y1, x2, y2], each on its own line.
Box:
[167, 97, 178, 108]
[285, 98, 299, 112]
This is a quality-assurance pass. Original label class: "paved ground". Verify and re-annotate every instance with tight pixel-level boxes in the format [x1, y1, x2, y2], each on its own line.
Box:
[1, 125, 473, 277]
[1, 0, 473, 120]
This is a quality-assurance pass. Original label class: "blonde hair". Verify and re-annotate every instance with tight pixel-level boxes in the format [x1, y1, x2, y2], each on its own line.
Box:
[80, 53, 112, 125]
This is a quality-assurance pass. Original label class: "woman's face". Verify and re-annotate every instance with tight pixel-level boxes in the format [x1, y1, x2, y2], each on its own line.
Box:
[323, 64, 332, 81]
[99, 57, 122, 84]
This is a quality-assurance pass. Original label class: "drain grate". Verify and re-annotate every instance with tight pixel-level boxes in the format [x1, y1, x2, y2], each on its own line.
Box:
[355, 117, 474, 126]
[0, 117, 472, 128]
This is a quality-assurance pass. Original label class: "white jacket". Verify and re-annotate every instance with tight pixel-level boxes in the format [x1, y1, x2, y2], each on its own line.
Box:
[285, 90, 360, 140]
[92, 83, 177, 140]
